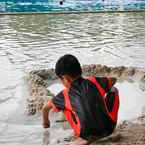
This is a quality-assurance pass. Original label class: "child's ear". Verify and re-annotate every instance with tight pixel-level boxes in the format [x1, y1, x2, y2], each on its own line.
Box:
[64, 75, 72, 83]
[62, 75, 73, 88]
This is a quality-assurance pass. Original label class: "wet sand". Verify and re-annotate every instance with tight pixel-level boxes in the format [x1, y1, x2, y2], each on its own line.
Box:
[91, 116, 145, 145]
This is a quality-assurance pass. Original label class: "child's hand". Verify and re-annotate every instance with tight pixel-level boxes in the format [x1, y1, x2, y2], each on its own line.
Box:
[43, 120, 50, 128]
[42, 103, 51, 129]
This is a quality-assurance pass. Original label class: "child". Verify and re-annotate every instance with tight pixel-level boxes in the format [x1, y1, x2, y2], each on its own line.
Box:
[42, 54, 119, 145]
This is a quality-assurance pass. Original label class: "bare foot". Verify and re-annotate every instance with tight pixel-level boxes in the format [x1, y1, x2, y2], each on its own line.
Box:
[69, 137, 88, 145]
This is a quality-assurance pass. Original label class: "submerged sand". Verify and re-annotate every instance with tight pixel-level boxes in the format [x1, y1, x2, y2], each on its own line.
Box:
[24, 64, 145, 145]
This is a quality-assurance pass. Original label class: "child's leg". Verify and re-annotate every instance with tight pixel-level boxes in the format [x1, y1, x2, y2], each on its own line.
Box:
[69, 137, 88, 145]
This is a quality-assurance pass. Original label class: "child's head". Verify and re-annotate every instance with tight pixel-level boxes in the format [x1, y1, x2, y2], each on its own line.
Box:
[55, 54, 82, 88]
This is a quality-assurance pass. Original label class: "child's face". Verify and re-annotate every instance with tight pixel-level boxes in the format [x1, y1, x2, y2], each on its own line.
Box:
[59, 75, 72, 89]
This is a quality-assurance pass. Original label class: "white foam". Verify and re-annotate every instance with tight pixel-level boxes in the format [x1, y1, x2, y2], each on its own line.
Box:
[116, 81, 145, 121]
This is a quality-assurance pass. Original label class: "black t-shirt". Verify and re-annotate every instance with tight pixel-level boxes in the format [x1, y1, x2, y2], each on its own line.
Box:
[52, 77, 116, 139]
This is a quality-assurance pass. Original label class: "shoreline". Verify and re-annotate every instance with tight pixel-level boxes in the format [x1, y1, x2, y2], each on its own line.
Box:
[1, 10, 145, 16]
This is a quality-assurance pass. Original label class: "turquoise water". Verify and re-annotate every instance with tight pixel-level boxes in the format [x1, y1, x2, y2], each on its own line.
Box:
[0, 0, 145, 13]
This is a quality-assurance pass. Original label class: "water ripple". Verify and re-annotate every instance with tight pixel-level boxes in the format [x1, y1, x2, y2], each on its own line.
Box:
[0, 12, 145, 71]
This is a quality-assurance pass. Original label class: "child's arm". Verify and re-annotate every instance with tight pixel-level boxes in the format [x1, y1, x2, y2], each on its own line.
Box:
[42, 92, 65, 128]
[42, 103, 52, 128]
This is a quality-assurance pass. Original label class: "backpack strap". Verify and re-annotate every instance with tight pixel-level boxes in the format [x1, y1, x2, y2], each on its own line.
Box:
[63, 89, 81, 136]
[86, 76, 119, 123]
[87, 76, 107, 100]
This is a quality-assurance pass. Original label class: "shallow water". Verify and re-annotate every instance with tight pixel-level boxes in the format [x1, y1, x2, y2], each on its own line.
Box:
[1, 12, 145, 70]
[0, 12, 145, 144]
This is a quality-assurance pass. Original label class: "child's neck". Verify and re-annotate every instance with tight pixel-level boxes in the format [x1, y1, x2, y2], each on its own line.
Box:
[71, 75, 82, 82]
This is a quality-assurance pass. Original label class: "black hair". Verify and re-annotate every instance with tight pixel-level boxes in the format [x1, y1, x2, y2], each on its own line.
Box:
[55, 54, 82, 78]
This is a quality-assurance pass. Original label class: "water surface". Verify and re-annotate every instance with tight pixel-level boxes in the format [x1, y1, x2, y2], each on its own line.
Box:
[0, 0, 145, 13]
[0, 12, 145, 145]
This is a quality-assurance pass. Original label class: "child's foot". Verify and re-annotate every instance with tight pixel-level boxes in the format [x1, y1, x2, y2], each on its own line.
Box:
[69, 137, 88, 145]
